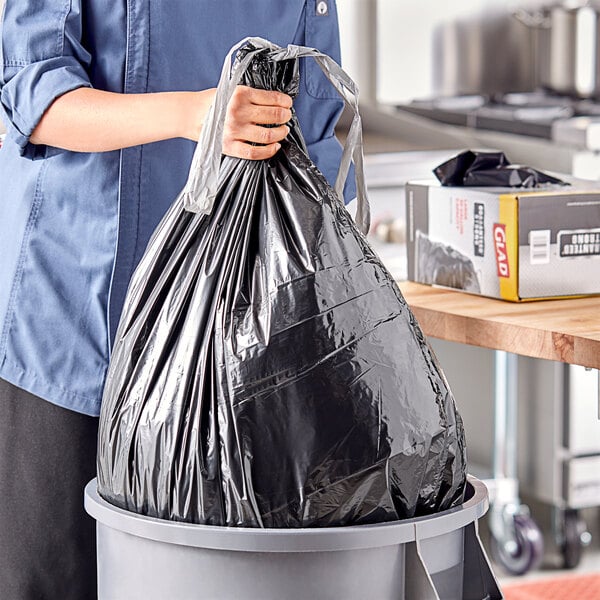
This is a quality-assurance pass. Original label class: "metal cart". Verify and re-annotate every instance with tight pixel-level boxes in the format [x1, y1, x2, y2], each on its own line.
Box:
[521, 360, 600, 569]
[435, 349, 600, 575]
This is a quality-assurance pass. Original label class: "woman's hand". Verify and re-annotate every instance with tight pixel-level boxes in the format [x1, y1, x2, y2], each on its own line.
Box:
[221, 86, 292, 160]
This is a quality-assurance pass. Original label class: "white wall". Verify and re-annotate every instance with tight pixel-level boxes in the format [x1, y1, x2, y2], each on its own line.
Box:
[337, 0, 378, 104]
[377, 0, 483, 102]
[373, 0, 545, 103]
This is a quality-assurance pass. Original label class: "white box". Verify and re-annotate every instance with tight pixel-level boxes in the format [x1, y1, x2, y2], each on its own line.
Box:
[406, 180, 600, 301]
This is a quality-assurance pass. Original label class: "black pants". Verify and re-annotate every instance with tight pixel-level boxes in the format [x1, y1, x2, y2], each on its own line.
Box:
[0, 378, 98, 600]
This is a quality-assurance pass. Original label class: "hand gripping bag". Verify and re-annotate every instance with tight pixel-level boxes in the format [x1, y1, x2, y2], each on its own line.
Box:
[97, 38, 467, 527]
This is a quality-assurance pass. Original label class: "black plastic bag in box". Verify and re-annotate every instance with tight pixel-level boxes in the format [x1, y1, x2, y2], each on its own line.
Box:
[416, 231, 482, 293]
[97, 38, 467, 527]
[434, 149, 566, 188]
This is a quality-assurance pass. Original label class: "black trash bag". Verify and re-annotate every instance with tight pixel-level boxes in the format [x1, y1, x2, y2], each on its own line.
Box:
[434, 149, 566, 187]
[416, 232, 481, 293]
[97, 38, 467, 528]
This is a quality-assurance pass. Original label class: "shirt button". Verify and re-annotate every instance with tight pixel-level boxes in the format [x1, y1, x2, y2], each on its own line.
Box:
[316, 1, 328, 16]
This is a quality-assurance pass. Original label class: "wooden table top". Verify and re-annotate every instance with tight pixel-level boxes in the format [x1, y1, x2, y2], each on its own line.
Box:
[398, 281, 600, 370]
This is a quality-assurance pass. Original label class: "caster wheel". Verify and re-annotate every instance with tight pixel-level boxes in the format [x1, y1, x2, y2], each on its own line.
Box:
[490, 513, 544, 576]
[561, 509, 589, 570]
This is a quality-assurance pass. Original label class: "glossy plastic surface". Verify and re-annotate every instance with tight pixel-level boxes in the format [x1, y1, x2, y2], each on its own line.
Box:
[97, 39, 467, 527]
[434, 150, 565, 187]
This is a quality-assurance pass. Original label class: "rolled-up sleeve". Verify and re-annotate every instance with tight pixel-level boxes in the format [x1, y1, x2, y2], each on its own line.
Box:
[0, 0, 92, 159]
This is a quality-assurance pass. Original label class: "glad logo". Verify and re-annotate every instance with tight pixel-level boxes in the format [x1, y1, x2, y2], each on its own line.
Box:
[493, 223, 510, 278]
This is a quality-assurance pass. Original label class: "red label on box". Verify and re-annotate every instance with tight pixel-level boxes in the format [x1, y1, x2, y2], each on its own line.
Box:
[493, 223, 510, 278]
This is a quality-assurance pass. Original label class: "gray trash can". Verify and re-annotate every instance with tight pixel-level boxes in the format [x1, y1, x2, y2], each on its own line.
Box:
[84, 475, 502, 600]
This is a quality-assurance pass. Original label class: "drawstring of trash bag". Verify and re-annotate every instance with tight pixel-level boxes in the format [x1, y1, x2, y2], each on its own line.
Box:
[181, 37, 370, 235]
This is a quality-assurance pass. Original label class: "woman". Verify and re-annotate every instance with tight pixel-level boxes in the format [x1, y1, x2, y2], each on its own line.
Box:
[0, 1, 350, 597]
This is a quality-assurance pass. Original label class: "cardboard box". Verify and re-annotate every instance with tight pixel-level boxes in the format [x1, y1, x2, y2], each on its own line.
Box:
[406, 180, 600, 301]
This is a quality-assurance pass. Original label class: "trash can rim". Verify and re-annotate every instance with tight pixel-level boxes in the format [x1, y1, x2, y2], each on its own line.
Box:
[84, 475, 488, 553]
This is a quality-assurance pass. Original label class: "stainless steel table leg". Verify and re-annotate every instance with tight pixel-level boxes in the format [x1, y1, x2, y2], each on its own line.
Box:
[488, 350, 544, 575]
[493, 351, 517, 485]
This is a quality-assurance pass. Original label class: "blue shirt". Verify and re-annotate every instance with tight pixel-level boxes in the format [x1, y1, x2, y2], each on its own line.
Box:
[0, 0, 353, 416]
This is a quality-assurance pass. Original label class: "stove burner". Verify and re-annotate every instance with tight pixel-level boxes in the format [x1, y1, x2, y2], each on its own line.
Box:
[497, 91, 574, 108]
[575, 99, 600, 117]
[397, 91, 600, 141]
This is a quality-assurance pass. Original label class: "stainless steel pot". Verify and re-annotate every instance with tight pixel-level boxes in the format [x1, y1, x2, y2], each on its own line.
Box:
[515, 1, 600, 98]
